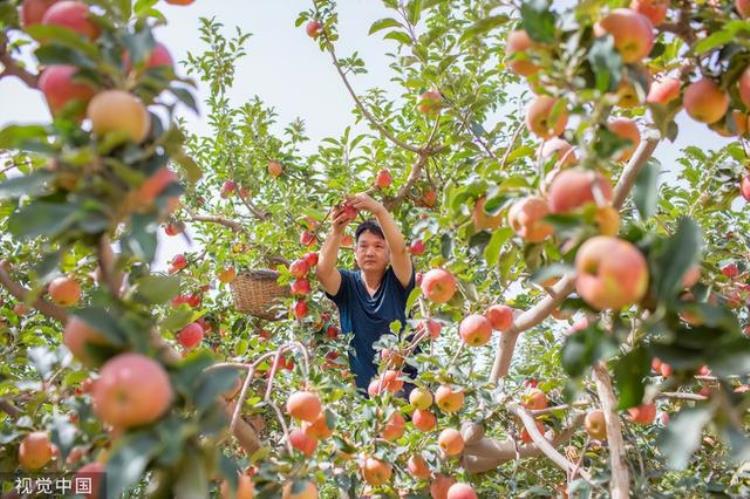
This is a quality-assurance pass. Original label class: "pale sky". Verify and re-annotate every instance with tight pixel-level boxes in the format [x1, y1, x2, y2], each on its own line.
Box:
[0, 1, 733, 271]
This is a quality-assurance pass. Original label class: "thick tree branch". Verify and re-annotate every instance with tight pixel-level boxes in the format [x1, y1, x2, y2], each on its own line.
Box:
[593, 363, 630, 499]
[0, 261, 68, 322]
[0, 32, 38, 89]
[190, 214, 247, 233]
[383, 152, 428, 212]
[488, 134, 661, 384]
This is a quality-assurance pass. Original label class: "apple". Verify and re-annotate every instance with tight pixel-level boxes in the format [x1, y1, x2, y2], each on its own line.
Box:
[409, 387, 433, 410]
[18, 431, 53, 471]
[418, 318, 442, 339]
[165, 0, 195, 4]
[171, 254, 187, 271]
[520, 420, 545, 444]
[164, 221, 184, 236]
[628, 402, 656, 424]
[289, 259, 310, 279]
[325, 325, 339, 339]
[418, 89, 442, 115]
[217, 267, 237, 284]
[293, 300, 308, 319]
[421, 189, 438, 208]
[722, 262, 739, 279]
[607, 118, 641, 162]
[447, 483, 478, 499]
[584, 409, 607, 440]
[412, 409, 437, 431]
[289, 428, 317, 457]
[508, 196, 553, 242]
[438, 428, 464, 456]
[303, 252, 318, 267]
[48, 275, 81, 306]
[408, 454, 431, 479]
[738, 0, 750, 18]
[282, 480, 317, 499]
[38, 65, 96, 118]
[647, 77, 681, 105]
[540, 137, 577, 167]
[471, 196, 503, 231]
[660, 362, 673, 377]
[361, 457, 392, 486]
[409, 239, 426, 255]
[302, 412, 333, 439]
[291, 278, 311, 295]
[63, 317, 110, 366]
[431, 474, 457, 499]
[177, 322, 203, 349]
[87, 90, 150, 143]
[286, 391, 322, 422]
[13, 303, 29, 316]
[306, 20, 323, 38]
[684, 79, 729, 124]
[435, 385, 464, 413]
[137, 167, 177, 205]
[594, 8, 654, 63]
[506, 30, 539, 77]
[299, 231, 316, 247]
[375, 168, 392, 189]
[595, 205, 621, 236]
[92, 353, 173, 429]
[547, 168, 614, 213]
[220, 474, 255, 499]
[575, 236, 649, 310]
[42, 1, 99, 40]
[710, 110, 749, 137]
[420, 268, 457, 303]
[459, 314, 493, 346]
[220, 180, 236, 198]
[268, 160, 283, 177]
[525, 95, 568, 139]
[615, 78, 641, 108]
[631, 0, 669, 26]
[380, 348, 404, 368]
[522, 388, 547, 411]
[21, 0, 59, 27]
[485, 304, 514, 332]
[741, 175, 750, 202]
[382, 411, 406, 441]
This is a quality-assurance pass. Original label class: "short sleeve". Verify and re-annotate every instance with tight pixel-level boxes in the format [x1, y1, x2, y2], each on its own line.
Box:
[325, 269, 353, 307]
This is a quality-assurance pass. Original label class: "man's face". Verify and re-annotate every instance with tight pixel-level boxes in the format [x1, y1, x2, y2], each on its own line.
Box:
[355, 230, 390, 274]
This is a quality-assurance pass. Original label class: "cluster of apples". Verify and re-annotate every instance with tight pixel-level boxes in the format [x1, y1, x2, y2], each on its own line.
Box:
[289, 251, 319, 320]
[282, 391, 326, 497]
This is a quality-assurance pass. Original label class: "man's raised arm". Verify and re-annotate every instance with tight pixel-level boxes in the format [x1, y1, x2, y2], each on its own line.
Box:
[316, 205, 349, 296]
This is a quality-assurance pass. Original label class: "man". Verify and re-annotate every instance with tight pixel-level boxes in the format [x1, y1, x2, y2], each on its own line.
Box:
[316, 193, 416, 396]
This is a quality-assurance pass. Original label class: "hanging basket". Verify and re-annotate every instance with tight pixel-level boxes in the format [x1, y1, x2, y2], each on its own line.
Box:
[230, 270, 289, 321]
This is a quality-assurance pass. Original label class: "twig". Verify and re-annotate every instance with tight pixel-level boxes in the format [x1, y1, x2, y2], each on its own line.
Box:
[190, 214, 247, 233]
[498, 121, 525, 169]
[0, 32, 38, 89]
[593, 363, 630, 499]
[0, 397, 22, 418]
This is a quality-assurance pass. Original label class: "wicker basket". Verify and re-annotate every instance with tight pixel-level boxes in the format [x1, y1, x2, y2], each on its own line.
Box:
[230, 270, 289, 320]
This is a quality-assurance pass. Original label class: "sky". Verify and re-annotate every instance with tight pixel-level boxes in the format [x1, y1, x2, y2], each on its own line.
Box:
[0, 1, 733, 271]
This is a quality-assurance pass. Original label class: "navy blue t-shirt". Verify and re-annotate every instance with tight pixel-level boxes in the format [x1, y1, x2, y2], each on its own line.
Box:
[325, 266, 416, 393]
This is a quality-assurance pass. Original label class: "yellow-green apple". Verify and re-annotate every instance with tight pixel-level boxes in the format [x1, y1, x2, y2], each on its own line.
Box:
[484, 304, 514, 332]
[408, 454, 431, 480]
[375, 168, 392, 189]
[361, 457, 392, 486]
[547, 168, 613, 214]
[306, 20, 323, 38]
[42, 1, 99, 40]
[447, 483, 478, 499]
[683, 79, 729, 124]
[631, 0, 669, 26]
[628, 402, 656, 424]
[741, 175, 750, 202]
[431, 474, 457, 499]
[594, 8, 654, 63]
[18, 431, 53, 471]
[302, 412, 333, 439]
[421, 268, 457, 303]
[382, 411, 406, 441]
[525, 95, 568, 139]
[505, 30, 540, 77]
[38, 65, 96, 118]
[286, 391, 322, 422]
[522, 388, 548, 411]
[412, 408, 437, 431]
[471, 196, 503, 231]
[647, 77, 681, 105]
[92, 353, 173, 429]
[575, 236, 649, 310]
[607, 118, 641, 162]
[48, 275, 81, 306]
[508, 196, 553, 242]
[459, 314, 493, 346]
[584, 409, 607, 439]
[540, 137, 577, 168]
[438, 428, 465, 456]
[409, 387, 433, 410]
[282, 480, 316, 499]
[595, 205, 621, 236]
[435, 385, 465, 413]
[418, 89, 442, 115]
[289, 428, 317, 457]
[268, 160, 283, 177]
[220, 474, 255, 499]
[87, 90, 150, 143]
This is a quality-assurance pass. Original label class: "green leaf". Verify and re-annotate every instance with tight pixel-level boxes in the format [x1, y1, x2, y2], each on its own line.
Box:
[194, 367, 240, 413]
[0, 171, 54, 201]
[560, 324, 618, 378]
[160, 306, 195, 332]
[405, 286, 421, 312]
[383, 30, 413, 45]
[633, 159, 660, 220]
[407, 0, 422, 24]
[587, 36, 622, 93]
[614, 347, 649, 410]
[0, 124, 50, 149]
[24, 24, 99, 58]
[123, 27, 156, 67]
[520, 0, 556, 44]
[35, 44, 97, 68]
[173, 452, 209, 499]
[460, 15, 509, 43]
[107, 431, 162, 498]
[123, 213, 158, 262]
[484, 227, 513, 267]
[8, 202, 79, 240]
[369, 18, 403, 35]
[657, 406, 713, 470]
[73, 307, 128, 346]
[133, 275, 181, 304]
[170, 87, 199, 114]
[653, 217, 702, 301]
[172, 150, 202, 183]
[694, 21, 749, 54]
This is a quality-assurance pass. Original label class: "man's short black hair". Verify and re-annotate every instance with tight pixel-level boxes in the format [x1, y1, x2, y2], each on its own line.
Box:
[355, 219, 385, 242]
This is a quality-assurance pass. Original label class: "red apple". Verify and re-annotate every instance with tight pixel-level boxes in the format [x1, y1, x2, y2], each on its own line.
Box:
[540, 137, 577, 167]
[420, 268, 457, 303]
[382, 411, 405, 441]
[435, 385, 464, 413]
[630, 0, 669, 26]
[628, 402, 656, 424]
[594, 8, 654, 63]
[171, 254, 187, 271]
[438, 428, 464, 456]
[375, 168, 392, 189]
[738, 0, 750, 18]
[289, 259, 310, 279]
[418, 89, 442, 115]
[38, 65, 96, 118]
[447, 483, 478, 499]
[20, 0, 59, 27]
[177, 322, 203, 349]
[299, 231, 315, 247]
[607, 118, 641, 162]
[522, 388, 547, 411]
[506, 30, 540, 77]
[525, 95, 568, 139]
[286, 391, 322, 422]
[647, 77, 681, 105]
[361, 457, 392, 486]
[458, 314, 493, 346]
[407, 454, 431, 480]
[220, 180, 236, 199]
[484, 304, 514, 332]
[508, 196, 553, 242]
[412, 408, 437, 431]
[291, 278, 311, 296]
[48, 276, 81, 306]
[42, 1, 99, 40]
[722, 263, 739, 279]
[741, 175, 750, 202]
[409, 239, 426, 255]
[289, 428, 317, 457]
[306, 20, 323, 38]
[431, 475, 457, 499]
[303, 252, 319, 267]
[293, 300, 308, 319]
[684, 79, 729, 124]
[547, 168, 613, 214]
[268, 160, 283, 177]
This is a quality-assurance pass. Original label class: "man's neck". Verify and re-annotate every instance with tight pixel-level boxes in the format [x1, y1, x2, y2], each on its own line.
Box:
[360, 268, 385, 289]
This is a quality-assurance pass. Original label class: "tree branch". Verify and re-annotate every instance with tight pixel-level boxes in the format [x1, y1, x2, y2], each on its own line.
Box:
[383, 152, 428, 212]
[593, 363, 630, 499]
[0, 261, 68, 322]
[488, 134, 660, 384]
[0, 31, 39, 89]
[190, 214, 248, 233]
[0, 397, 22, 418]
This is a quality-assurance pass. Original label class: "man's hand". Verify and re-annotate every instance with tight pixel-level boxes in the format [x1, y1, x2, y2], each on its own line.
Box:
[348, 193, 385, 216]
[330, 205, 353, 235]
